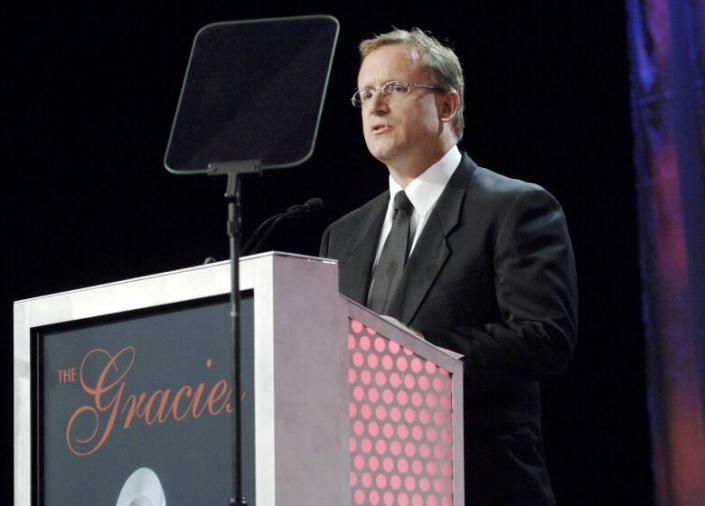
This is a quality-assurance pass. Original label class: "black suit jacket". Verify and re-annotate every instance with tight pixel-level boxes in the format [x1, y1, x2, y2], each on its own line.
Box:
[320, 153, 578, 505]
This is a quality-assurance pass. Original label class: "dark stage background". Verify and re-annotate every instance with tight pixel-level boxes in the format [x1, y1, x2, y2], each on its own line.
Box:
[3, 2, 652, 504]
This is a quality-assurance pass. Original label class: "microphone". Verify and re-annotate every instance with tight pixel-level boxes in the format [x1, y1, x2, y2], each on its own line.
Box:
[285, 197, 324, 218]
[242, 198, 324, 255]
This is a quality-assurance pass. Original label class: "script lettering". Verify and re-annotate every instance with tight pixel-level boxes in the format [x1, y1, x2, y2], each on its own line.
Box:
[65, 347, 236, 457]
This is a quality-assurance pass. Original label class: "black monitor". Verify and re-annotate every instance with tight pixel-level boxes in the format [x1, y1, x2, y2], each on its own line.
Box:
[164, 15, 339, 174]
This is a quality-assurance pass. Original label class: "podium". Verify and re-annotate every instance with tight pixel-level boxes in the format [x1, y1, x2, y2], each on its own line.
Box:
[14, 252, 464, 505]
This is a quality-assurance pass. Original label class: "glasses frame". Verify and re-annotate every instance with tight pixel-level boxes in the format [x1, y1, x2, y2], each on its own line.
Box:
[351, 80, 446, 108]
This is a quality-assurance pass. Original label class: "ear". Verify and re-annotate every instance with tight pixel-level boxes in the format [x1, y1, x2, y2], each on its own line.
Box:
[439, 90, 461, 124]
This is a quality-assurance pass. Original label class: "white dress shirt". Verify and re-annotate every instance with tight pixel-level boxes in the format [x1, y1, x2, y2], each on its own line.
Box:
[372, 145, 462, 267]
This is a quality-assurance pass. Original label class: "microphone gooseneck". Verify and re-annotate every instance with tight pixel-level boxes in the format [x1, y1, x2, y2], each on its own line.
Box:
[242, 197, 324, 255]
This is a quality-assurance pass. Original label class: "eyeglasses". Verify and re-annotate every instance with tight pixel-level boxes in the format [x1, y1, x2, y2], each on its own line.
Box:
[351, 80, 445, 108]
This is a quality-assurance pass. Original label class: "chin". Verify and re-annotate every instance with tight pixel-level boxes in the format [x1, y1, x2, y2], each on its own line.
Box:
[370, 150, 397, 166]
[367, 142, 401, 164]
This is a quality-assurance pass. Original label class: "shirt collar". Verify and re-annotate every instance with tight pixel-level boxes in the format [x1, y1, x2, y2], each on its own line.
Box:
[388, 145, 461, 218]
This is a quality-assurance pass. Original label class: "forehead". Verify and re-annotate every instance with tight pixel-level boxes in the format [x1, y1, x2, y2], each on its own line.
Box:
[357, 44, 426, 87]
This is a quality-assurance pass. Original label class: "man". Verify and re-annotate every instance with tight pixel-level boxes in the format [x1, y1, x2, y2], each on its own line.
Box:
[320, 28, 578, 505]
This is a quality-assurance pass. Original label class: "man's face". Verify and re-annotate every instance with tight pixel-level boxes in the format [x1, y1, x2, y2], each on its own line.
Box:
[357, 44, 446, 171]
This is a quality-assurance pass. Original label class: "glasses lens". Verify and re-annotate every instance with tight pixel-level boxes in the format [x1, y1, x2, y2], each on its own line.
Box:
[383, 81, 408, 95]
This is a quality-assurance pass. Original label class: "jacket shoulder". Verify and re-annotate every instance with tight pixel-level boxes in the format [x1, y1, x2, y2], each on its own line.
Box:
[471, 166, 549, 197]
[466, 165, 563, 211]
[326, 191, 388, 232]
[320, 191, 388, 257]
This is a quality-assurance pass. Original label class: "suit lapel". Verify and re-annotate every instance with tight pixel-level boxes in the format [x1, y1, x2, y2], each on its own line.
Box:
[339, 192, 388, 304]
[386, 154, 477, 325]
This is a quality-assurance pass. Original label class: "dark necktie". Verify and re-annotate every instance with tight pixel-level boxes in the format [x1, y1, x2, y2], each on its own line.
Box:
[367, 191, 414, 314]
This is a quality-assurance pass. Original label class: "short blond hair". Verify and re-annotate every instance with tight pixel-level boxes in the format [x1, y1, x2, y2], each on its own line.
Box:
[359, 28, 465, 140]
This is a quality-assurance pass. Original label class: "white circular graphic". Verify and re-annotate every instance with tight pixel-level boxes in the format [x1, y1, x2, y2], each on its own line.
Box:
[116, 467, 167, 506]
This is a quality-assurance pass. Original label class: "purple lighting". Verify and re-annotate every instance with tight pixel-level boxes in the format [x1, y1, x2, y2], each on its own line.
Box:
[628, 0, 705, 504]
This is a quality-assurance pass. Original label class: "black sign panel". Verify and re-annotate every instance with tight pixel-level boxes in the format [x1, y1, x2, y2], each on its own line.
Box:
[35, 294, 255, 505]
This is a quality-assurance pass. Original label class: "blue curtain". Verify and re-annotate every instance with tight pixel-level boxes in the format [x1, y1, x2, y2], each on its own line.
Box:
[627, 0, 705, 504]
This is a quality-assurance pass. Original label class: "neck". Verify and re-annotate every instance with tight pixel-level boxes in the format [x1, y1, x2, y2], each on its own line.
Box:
[387, 140, 456, 188]
[387, 163, 430, 188]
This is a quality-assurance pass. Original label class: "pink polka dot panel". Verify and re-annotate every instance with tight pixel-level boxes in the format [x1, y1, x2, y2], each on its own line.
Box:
[348, 318, 456, 505]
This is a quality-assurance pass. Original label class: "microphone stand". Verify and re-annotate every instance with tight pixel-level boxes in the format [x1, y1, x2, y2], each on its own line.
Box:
[243, 198, 324, 255]
[242, 213, 284, 255]
[207, 159, 262, 506]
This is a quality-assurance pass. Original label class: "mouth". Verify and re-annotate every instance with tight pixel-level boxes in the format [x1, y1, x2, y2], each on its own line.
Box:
[371, 124, 392, 135]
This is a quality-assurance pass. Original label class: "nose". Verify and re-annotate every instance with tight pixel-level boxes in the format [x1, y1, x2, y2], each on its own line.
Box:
[367, 90, 389, 115]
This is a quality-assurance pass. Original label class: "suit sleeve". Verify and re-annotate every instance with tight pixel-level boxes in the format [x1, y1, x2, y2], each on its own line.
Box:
[428, 187, 578, 389]
[319, 224, 331, 258]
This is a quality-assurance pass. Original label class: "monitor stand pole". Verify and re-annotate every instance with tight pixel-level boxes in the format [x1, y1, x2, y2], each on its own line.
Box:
[208, 159, 262, 506]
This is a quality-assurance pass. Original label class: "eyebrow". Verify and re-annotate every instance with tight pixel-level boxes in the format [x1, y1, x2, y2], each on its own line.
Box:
[357, 79, 400, 89]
